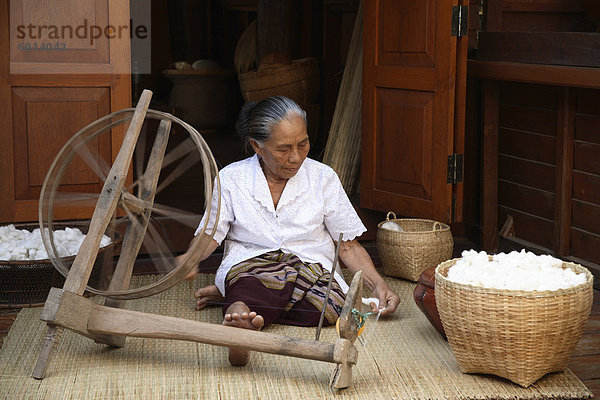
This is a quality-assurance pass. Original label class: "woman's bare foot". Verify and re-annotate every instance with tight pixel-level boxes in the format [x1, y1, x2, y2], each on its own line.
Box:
[223, 301, 264, 366]
[194, 284, 225, 310]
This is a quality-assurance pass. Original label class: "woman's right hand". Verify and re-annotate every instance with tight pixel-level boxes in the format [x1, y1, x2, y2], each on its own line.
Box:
[177, 252, 199, 280]
[179, 235, 219, 280]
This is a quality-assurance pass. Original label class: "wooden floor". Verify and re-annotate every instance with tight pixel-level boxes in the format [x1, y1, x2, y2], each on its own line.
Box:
[569, 291, 600, 398]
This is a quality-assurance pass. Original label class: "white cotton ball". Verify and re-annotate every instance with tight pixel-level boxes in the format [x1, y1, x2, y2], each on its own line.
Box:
[447, 250, 587, 291]
[0, 225, 112, 261]
[381, 221, 403, 232]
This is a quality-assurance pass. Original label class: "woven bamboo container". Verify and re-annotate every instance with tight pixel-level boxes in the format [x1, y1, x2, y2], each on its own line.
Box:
[238, 58, 319, 105]
[0, 223, 120, 307]
[376, 212, 453, 281]
[435, 258, 594, 387]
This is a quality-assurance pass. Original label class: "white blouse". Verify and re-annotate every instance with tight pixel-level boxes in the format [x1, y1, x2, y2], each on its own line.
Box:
[195, 154, 367, 295]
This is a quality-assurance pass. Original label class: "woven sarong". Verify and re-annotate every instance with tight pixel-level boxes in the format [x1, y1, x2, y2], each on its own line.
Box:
[223, 250, 345, 327]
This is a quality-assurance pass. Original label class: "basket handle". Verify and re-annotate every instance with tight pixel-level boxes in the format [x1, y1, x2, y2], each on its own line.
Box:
[433, 222, 442, 231]
[386, 211, 396, 221]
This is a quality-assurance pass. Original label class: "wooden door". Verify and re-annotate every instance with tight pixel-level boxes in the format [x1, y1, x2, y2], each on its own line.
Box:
[0, 0, 131, 223]
[361, 0, 467, 223]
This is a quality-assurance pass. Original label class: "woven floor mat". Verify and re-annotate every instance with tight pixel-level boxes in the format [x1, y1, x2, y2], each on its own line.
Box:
[0, 274, 592, 399]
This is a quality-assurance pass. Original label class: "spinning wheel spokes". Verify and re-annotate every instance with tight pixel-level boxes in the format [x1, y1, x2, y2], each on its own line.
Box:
[148, 202, 202, 229]
[155, 151, 201, 194]
[127, 136, 197, 194]
[73, 140, 111, 182]
[39, 92, 220, 299]
[140, 216, 177, 274]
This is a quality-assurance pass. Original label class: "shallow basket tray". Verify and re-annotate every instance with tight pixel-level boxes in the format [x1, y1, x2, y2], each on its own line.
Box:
[376, 212, 453, 281]
[0, 223, 120, 308]
[435, 258, 594, 387]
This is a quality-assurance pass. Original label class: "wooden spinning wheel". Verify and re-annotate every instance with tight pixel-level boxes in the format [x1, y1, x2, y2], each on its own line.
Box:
[32, 90, 363, 390]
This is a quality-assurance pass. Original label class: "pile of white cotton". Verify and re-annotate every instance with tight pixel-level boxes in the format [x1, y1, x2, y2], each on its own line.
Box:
[447, 249, 587, 291]
[0, 224, 111, 261]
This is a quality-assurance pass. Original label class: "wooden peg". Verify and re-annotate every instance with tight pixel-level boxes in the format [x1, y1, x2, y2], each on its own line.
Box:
[330, 270, 363, 389]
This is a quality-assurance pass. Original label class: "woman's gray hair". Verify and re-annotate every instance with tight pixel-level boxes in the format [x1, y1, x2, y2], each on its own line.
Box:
[236, 96, 307, 152]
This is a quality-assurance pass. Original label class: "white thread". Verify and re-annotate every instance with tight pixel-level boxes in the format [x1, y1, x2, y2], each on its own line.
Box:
[362, 297, 379, 309]
[359, 298, 385, 346]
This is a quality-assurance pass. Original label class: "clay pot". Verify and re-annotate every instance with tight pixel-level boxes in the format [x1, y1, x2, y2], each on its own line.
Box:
[413, 265, 446, 340]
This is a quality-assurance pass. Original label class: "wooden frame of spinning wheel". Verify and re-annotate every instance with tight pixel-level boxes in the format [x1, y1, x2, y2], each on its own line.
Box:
[31, 90, 363, 390]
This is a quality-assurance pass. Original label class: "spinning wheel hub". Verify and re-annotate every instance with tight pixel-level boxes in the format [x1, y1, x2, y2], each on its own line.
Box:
[120, 191, 147, 215]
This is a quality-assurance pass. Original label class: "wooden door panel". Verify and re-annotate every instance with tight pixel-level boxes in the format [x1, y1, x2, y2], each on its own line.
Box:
[378, 0, 436, 67]
[362, 0, 465, 223]
[25, 103, 99, 186]
[375, 88, 433, 200]
[10, 0, 110, 64]
[1, 0, 131, 223]
[12, 87, 110, 203]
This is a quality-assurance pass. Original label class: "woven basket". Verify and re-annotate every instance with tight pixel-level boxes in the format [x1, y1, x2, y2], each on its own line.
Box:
[238, 58, 319, 105]
[0, 223, 120, 308]
[435, 258, 594, 387]
[376, 212, 453, 281]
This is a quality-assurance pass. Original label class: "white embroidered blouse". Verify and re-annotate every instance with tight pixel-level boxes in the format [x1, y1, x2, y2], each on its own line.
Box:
[195, 154, 367, 295]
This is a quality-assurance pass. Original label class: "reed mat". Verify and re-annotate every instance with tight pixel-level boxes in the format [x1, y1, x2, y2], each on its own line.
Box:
[0, 274, 592, 399]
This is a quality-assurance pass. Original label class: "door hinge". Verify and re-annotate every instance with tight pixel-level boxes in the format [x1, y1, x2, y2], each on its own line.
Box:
[451, 5, 468, 37]
[447, 154, 464, 184]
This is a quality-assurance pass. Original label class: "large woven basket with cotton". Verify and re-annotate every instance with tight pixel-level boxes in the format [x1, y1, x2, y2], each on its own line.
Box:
[435, 255, 594, 387]
[376, 212, 453, 282]
[0, 223, 120, 307]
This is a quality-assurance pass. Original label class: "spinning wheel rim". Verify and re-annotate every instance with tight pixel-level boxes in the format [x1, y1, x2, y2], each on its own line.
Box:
[39, 108, 221, 299]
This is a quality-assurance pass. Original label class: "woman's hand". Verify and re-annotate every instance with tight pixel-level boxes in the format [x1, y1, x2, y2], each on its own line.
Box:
[178, 253, 199, 280]
[178, 234, 219, 280]
[370, 281, 400, 316]
[338, 238, 400, 317]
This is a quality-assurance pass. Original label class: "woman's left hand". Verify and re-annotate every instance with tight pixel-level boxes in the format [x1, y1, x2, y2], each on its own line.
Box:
[337, 238, 400, 317]
[369, 281, 400, 316]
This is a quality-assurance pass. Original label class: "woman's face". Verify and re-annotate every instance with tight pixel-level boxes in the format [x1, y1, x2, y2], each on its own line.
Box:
[251, 114, 310, 181]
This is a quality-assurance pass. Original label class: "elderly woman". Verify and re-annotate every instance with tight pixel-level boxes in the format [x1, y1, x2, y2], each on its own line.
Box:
[182, 96, 399, 366]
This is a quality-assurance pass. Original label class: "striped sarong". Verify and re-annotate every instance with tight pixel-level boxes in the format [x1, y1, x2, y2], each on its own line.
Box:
[223, 250, 345, 327]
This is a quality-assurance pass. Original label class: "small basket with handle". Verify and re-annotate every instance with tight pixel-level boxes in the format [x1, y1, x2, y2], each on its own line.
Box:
[376, 212, 453, 281]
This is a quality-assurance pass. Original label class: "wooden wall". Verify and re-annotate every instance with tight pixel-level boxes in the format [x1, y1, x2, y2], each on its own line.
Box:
[465, 0, 600, 280]
[496, 82, 559, 251]
[474, 80, 600, 274]
[571, 89, 600, 265]
[484, 0, 596, 32]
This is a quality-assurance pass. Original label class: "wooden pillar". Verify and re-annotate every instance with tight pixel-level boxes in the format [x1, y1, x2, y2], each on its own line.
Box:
[554, 87, 575, 257]
[481, 80, 499, 252]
